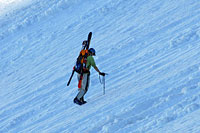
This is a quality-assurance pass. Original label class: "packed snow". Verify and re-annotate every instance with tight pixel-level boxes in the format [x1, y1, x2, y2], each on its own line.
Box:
[0, 0, 200, 132]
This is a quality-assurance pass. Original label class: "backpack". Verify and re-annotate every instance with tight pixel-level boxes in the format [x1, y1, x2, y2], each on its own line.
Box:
[74, 49, 89, 74]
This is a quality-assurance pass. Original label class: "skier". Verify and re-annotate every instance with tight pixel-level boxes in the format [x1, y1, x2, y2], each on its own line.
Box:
[74, 47, 105, 105]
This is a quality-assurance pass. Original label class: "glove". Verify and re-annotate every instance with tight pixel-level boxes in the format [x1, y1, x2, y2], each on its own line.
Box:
[99, 72, 106, 76]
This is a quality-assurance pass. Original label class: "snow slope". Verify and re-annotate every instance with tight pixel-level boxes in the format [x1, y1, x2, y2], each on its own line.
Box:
[1, 0, 200, 132]
[0, 0, 33, 16]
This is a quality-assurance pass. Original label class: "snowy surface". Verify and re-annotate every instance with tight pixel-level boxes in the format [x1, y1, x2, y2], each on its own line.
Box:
[0, 0, 33, 16]
[1, 0, 200, 132]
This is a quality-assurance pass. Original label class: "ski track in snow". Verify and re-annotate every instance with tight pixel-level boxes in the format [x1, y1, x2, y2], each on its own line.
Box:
[1, 0, 200, 132]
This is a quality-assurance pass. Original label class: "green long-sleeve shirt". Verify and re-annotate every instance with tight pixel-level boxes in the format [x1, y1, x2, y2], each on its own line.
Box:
[86, 56, 96, 70]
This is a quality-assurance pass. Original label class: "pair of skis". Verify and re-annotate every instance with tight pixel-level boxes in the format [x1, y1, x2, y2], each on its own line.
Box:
[67, 32, 92, 87]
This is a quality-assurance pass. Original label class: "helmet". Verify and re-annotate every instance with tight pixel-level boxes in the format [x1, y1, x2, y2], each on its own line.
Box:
[88, 48, 96, 56]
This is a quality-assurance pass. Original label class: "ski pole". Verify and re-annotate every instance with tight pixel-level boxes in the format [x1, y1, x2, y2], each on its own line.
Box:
[99, 73, 108, 95]
[103, 75, 105, 95]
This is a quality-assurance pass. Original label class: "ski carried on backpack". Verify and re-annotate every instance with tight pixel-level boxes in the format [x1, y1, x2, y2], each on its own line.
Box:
[67, 32, 92, 87]
[87, 32, 92, 49]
